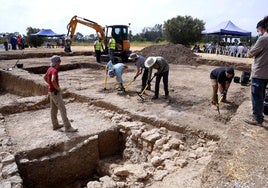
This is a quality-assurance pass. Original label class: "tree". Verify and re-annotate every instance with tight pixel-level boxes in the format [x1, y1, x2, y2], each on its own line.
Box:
[132, 24, 163, 42]
[163, 15, 205, 46]
[26, 27, 45, 47]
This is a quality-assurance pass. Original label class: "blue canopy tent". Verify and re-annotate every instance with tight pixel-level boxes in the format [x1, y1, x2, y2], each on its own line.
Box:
[31, 29, 65, 37]
[202, 21, 252, 45]
[31, 29, 65, 48]
[202, 20, 251, 36]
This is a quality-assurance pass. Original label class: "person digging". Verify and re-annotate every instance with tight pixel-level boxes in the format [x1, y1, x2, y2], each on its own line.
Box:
[128, 53, 151, 92]
[144, 56, 169, 100]
[106, 60, 128, 91]
[210, 67, 235, 110]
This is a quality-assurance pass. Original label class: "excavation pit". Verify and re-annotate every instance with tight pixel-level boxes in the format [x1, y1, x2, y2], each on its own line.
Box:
[0, 94, 218, 188]
[0, 53, 254, 187]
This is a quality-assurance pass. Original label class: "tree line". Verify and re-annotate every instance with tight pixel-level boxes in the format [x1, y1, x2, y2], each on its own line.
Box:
[1, 15, 258, 48]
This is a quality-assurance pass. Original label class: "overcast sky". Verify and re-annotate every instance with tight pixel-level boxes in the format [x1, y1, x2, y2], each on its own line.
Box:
[0, 0, 267, 36]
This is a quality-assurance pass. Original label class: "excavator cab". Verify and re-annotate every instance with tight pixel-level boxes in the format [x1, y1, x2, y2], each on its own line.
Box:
[105, 25, 131, 62]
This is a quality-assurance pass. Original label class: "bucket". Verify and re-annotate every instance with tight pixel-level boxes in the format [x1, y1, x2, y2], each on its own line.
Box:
[16, 63, 23, 68]
[234, 76, 240, 83]
[240, 71, 250, 86]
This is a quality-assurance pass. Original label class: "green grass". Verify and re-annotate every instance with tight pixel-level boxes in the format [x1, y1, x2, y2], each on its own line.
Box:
[70, 41, 168, 47]
[130, 41, 168, 47]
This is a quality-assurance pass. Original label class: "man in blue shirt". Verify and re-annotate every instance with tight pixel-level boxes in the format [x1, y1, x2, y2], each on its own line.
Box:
[106, 60, 128, 91]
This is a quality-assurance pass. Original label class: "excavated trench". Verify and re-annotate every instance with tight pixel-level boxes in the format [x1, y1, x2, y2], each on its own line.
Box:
[0, 63, 247, 188]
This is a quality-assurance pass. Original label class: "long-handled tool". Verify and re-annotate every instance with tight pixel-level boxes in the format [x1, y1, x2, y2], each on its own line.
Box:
[137, 74, 156, 101]
[125, 79, 135, 90]
[103, 67, 108, 90]
[124, 70, 143, 91]
[216, 95, 224, 115]
[7, 52, 24, 71]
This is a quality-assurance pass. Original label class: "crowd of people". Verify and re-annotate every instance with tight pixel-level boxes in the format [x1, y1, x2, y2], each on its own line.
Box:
[1, 34, 26, 51]
[192, 42, 251, 58]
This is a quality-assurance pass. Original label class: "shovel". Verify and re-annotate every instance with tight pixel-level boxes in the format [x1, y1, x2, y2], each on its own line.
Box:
[125, 70, 143, 91]
[103, 67, 108, 90]
[7, 52, 24, 71]
[137, 74, 156, 101]
[216, 95, 224, 115]
[124, 79, 135, 90]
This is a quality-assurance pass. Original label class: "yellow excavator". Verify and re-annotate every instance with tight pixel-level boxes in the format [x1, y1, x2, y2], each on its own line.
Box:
[66, 15, 131, 62]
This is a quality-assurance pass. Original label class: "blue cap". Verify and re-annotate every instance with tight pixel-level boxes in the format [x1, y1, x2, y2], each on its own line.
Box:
[108, 69, 115, 77]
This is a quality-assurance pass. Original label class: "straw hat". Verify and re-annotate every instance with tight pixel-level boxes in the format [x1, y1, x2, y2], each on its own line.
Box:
[144, 57, 157, 68]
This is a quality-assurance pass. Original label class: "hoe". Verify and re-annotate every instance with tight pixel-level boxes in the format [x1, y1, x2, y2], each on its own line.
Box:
[137, 74, 156, 101]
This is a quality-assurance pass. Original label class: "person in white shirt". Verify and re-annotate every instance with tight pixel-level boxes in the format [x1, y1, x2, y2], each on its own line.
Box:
[236, 43, 244, 58]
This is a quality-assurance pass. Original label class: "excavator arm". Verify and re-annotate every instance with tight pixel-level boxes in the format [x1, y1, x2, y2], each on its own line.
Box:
[66, 15, 106, 45]
[66, 15, 131, 61]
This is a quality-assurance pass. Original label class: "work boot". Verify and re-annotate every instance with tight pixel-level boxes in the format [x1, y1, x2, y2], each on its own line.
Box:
[65, 127, 78, 132]
[243, 117, 262, 126]
[53, 124, 64, 130]
[151, 96, 158, 100]
[118, 87, 125, 92]
[164, 94, 169, 99]
[221, 99, 231, 103]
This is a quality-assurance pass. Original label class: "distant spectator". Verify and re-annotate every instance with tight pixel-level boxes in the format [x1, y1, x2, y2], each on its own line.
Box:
[58, 38, 63, 48]
[243, 44, 249, 56]
[2, 34, 8, 51]
[229, 43, 237, 56]
[236, 43, 244, 57]
[17, 35, 22, 50]
[192, 44, 202, 53]
[215, 43, 221, 55]
[10, 36, 17, 50]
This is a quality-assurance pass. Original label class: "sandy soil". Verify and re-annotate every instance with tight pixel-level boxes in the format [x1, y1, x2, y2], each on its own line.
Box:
[0, 45, 268, 187]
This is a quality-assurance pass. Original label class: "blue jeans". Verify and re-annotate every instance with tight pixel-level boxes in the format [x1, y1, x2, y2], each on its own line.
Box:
[251, 78, 268, 123]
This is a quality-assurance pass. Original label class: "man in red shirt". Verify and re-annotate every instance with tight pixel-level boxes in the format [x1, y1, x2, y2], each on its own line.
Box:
[44, 55, 78, 132]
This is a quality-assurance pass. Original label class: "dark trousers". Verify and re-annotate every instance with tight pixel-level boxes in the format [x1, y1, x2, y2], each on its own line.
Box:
[155, 70, 169, 97]
[4, 42, 8, 51]
[142, 68, 149, 90]
[109, 49, 115, 64]
[95, 50, 101, 63]
[251, 78, 268, 123]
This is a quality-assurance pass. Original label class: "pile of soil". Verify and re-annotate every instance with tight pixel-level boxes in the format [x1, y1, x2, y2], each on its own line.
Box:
[138, 44, 252, 71]
[139, 44, 198, 66]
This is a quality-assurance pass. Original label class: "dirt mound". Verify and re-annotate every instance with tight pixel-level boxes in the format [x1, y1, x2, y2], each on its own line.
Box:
[195, 58, 251, 71]
[139, 44, 198, 66]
